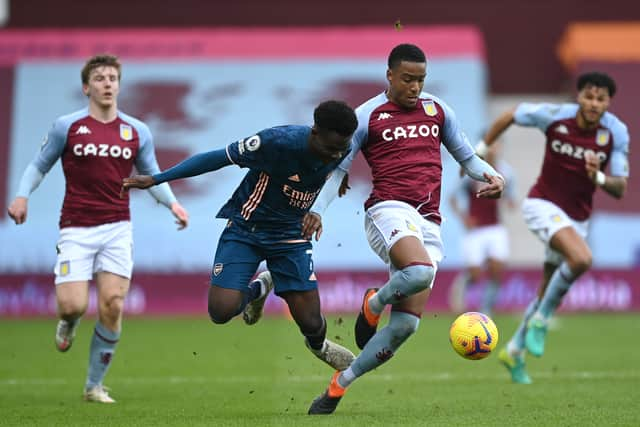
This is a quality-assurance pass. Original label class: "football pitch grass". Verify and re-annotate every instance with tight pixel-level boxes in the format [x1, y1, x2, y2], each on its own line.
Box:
[2, 313, 639, 426]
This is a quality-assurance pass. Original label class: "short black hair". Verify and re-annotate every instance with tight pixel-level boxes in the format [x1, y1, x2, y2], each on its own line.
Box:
[388, 43, 426, 69]
[313, 100, 358, 137]
[577, 72, 617, 97]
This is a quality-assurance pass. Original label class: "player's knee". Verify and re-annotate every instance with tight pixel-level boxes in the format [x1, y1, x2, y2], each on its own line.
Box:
[299, 315, 325, 337]
[102, 295, 125, 320]
[207, 305, 233, 324]
[58, 300, 86, 319]
[403, 264, 435, 292]
[567, 252, 592, 276]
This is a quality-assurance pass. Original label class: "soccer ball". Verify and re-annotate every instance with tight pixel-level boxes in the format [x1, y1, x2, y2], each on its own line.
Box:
[449, 312, 499, 360]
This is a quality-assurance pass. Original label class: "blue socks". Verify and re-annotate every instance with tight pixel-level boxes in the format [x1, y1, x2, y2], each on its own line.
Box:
[344, 311, 420, 385]
[86, 322, 120, 390]
[507, 297, 539, 358]
[538, 262, 578, 319]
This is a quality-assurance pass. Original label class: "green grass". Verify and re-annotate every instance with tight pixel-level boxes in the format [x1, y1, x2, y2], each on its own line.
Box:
[1, 314, 639, 426]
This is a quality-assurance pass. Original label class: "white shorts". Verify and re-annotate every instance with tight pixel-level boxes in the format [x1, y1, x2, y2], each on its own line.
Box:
[521, 198, 589, 265]
[462, 224, 509, 267]
[54, 221, 133, 285]
[365, 200, 443, 286]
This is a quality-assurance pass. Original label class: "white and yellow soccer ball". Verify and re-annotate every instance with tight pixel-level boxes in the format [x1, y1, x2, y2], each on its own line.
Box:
[449, 312, 499, 360]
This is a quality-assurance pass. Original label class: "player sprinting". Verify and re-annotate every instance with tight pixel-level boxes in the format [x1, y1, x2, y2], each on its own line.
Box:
[305, 44, 505, 415]
[121, 100, 357, 372]
[476, 72, 630, 384]
[7, 54, 189, 403]
[449, 143, 517, 316]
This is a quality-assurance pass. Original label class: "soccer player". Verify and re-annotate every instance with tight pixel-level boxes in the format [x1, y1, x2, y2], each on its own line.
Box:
[121, 100, 358, 373]
[476, 72, 629, 384]
[7, 54, 190, 403]
[449, 143, 517, 316]
[305, 44, 505, 415]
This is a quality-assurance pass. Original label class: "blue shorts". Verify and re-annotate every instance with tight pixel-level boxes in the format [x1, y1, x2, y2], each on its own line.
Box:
[211, 223, 316, 295]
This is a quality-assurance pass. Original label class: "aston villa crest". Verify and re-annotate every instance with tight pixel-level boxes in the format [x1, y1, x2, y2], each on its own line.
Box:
[120, 124, 133, 141]
[422, 100, 437, 116]
[596, 129, 610, 146]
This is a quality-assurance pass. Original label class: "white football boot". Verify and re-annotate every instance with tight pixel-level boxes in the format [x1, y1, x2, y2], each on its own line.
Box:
[83, 385, 116, 403]
[55, 319, 79, 352]
[306, 339, 356, 371]
[242, 271, 274, 325]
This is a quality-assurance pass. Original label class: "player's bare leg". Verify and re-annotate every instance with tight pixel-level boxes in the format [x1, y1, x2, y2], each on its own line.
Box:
[208, 286, 255, 324]
[526, 227, 591, 357]
[83, 272, 129, 403]
[283, 289, 355, 371]
[55, 281, 89, 352]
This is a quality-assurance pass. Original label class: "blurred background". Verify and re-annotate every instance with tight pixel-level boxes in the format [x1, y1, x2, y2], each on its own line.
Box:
[1, 0, 638, 317]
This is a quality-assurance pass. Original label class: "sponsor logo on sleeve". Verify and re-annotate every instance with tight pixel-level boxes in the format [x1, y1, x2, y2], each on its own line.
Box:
[237, 135, 261, 154]
[245, 135, 261, 151]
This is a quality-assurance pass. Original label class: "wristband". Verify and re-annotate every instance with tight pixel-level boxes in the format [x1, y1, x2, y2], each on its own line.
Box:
[595, 171, 606, 186]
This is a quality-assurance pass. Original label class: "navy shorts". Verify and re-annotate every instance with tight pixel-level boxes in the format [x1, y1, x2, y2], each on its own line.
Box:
[211, 224, 317, 295]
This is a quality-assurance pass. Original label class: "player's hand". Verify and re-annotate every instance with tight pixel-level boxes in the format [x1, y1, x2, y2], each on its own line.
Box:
[120, 175, 155, 198]
[170, 202, 189, 230]
[584, 151, 601, 181]
[7, 197, 28, 225]
[338, 173, 351, 197]
[476, 173, 504, 199]
[301, 211, 323, 241]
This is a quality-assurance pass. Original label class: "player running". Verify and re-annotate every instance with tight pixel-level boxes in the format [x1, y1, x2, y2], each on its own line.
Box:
[477, 72, 630, 384]
[7, 54, 189, 403]
[121, 100, 358, 373]
[305, 44, 505, 414]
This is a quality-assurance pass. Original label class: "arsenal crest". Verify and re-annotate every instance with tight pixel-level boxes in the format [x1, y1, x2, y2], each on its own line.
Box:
[213, 263, 224, 276]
